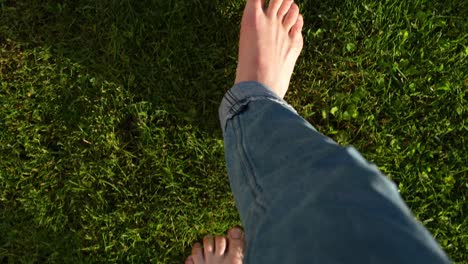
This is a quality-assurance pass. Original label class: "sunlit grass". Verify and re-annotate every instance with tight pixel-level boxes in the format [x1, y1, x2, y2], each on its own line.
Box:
[0, 0, 466, 262]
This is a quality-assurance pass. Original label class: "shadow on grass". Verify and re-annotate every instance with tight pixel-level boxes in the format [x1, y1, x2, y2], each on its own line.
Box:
[1, 2, 249, 262]
[0, 1, 345, 261]
[2, 0, 467, 262]
[0, 0, 352, 136]
[0, 212, 87, 262]
[1, 0, 245, 137]
[4, 0, 463, 142]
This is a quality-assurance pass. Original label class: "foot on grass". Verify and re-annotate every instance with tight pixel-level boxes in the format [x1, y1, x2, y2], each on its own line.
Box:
[235, 0, 305, 99]
[185, 227, 245, 264]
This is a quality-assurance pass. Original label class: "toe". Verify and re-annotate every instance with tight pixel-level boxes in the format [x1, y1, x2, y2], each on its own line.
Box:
[203, 235, 215, 256]
[191, 243, 204, 263]
[185, 256, 195, 264]
[227, 227, 245, 259]
[283, 3, 300, 31]
[290, 14, 304, 41]
[215, 236, 227, 256]
[267, 0, 284, 17]
[277, 0, 294, 19]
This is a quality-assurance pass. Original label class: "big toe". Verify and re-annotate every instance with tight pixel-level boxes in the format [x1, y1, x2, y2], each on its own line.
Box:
[227, 227, 245, 260]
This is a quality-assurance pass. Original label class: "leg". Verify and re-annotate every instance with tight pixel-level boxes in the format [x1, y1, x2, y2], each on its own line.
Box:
[187, 0, 451, 263]
[220, 0, 451, 263]
[186, 0, 304, 262]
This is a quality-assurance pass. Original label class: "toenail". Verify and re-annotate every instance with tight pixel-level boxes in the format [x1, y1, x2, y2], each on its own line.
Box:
[229, 228, 243, 239]
[204, 235, 214, 252]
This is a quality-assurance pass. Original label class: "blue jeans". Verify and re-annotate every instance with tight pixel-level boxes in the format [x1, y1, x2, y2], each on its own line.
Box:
[219, 82, 450, 263]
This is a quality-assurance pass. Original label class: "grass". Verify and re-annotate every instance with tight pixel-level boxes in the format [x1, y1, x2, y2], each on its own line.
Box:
[0, 0, 466, 262]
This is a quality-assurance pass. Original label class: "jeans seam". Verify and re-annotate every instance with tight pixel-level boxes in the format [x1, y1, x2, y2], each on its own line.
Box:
[233, 114, 267, 212]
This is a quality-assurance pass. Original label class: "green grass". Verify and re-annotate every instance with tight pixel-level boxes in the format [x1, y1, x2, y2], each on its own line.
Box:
[0, 0, 466, 262]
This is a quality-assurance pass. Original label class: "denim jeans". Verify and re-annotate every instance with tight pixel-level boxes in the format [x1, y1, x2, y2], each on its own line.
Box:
[219, 82, 450, 263]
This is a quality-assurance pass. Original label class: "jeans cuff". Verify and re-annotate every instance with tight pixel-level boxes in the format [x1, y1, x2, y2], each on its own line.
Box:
[218, 81, 296, 135]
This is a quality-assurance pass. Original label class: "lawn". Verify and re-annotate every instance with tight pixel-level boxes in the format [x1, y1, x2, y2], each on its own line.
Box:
[0, 0, 466, 263]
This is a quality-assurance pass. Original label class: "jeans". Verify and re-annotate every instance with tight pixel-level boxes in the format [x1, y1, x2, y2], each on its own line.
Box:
[219, 82, 450, 263]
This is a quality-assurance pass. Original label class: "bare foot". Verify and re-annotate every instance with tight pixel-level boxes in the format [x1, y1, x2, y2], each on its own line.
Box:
[235, 0, 305, 99]
[185, 227, 245, 264]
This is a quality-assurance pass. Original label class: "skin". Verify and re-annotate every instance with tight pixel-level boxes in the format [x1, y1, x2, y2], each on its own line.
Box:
[235, 0, 304, 99]
[185, 0, 304, 263]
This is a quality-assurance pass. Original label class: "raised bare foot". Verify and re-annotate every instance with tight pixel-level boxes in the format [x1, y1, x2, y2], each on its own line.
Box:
[235, 0, 304, 99]
[185, 227, 245, 264]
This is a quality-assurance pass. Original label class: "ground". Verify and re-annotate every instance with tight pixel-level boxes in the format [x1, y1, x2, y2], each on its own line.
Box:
[0, 0, 467, 263]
